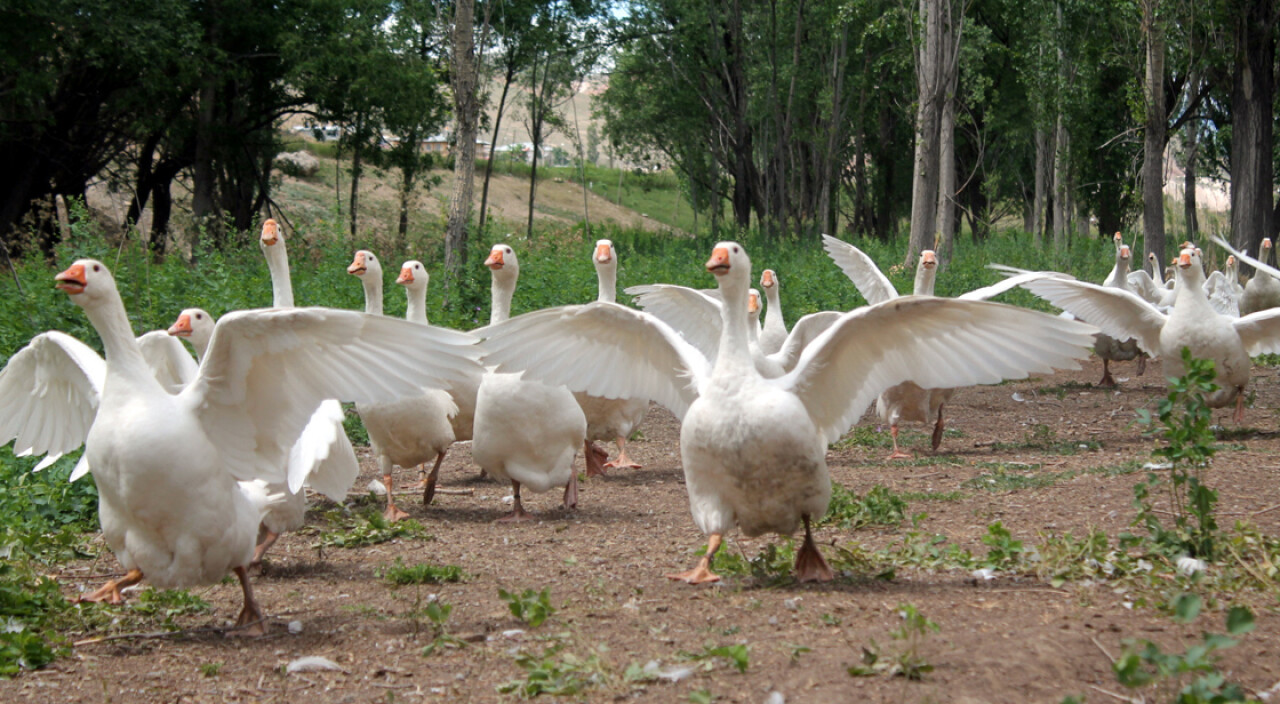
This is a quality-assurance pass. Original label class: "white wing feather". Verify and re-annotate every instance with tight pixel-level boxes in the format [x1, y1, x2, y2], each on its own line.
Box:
[184, 307, 479, 483]
[624, 284, 724, 361]
[1232, 308, 1280, 356]
[136, 330, 200, 393]
[478, 301, 710, 421]
[285, 399, 359, 499]
[1015, 276, 1167, 356]
[0, 332, 104, 471]
[782, 297, 1098, 444]
[822, 234, 899, 304]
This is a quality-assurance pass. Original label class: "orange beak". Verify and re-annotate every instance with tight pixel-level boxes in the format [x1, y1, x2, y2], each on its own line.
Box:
[485, 249, 504, 270]
[1178, 252, 1192, 269]
[1228, 255, 1236, 266]
[1264, 239, 1273, 250]
[261, 219, 279, 246]
[921, 251, 938, 268]
[1113, 232, 1122, 242]
[396, 267, 414, 284]
[168, 314, 192, 337]
[1120, 245, 1130, 259]
[54, 263, 87, 295]
[706, 247, 730, 274]
[595, 243, 612, 264]
[761, 270, 775, 288]
[347, 252, 366, 275]
[748, 292, 760, 314]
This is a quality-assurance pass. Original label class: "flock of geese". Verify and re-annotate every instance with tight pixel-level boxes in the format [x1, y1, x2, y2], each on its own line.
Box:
[5, 220, 1280, 635]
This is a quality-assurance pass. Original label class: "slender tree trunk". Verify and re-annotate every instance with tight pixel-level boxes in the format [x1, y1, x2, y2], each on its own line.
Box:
[478, 68, 515, 232]
[445, 0, 479, 283]
[349, 140, 362, 239]
[1033, 128, 1050, 245]
[1229, 0, 1276, 260]
[1184, 108, 1199, 242]
[1052, 113, 1069, 249]
[906, 0, 945, 264]
[192, 78, 219, 242]
[935, 3, 959, 266]
[525, 52, 544, 238]
[1141, 0, 1167, 268]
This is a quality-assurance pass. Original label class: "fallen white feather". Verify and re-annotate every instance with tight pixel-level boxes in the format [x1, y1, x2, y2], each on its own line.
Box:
[366, 479, 387, 496]
[286, 655, 345, 673]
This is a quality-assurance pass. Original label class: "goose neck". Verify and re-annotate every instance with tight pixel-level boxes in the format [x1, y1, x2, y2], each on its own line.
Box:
[85, 293, 153, 382]
[914, 266, 936, 296]
[361, 275, 384, 317]
[716, 276, 754, 368]
[405, 286, 428, 325]
[490, 272, 516, 325]
[596, 265, 617, 304]
[263, 244, 294, 308]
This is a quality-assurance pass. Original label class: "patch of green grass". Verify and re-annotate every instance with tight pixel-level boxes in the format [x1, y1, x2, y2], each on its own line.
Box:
[962, 462, 1068, 491]
[898, 490, 966, 502]
[709, 541, 797, 586]
[128, 588, 211, 626]
[317, 511, 432, 549]
[678, 643, 749, 674]
[1211, 426, 1261, 441]
[820, 484, 908, 530]
[380, 559, 466, 586]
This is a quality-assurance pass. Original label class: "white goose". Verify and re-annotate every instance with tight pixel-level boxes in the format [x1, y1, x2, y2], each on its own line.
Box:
[479, 242, 1096, 583]
[347, 250, 458, 522]
[575, 240, 649, 475]
[472, 243, 586, 521]
[822, 234, 1058, 458]
[757, 269, 787, 355]
[1240, 238, 1280, 316]
[0, 260, 478, 633]
[167, 307, 358, 564]
[1091, 243, 1147, 387]
[1016, 246, 1280, 422]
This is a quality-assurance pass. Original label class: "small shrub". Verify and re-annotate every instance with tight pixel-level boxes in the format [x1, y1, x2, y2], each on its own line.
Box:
[380, 559, 466, 586]
[498, 587, 556, 628]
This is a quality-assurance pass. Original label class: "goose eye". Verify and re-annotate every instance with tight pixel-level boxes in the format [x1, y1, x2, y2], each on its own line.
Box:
[196, 314, 203, 320]
[732, 246, 739, 253]
[93, 264, 101, 272]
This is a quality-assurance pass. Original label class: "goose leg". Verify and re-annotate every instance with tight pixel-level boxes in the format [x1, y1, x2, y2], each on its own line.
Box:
[1137, 354, 1147, 376]
[422, 451, 447, 506]
[930, 405, 946, 452]
[250, 527, 280, 568]
[1235, 393, 1245, 424]
[496, 481, 534, 523]
[381, 455, 409, 523]
[583, 440, 609, 476]
[74, 568, 144, 605]
[666, 534, 722, 584]
[1098, 359, 1116, 388]
[604, 436, 642, 470]
[563, 467, 579, 510]
[228, 566, 267, 637]
[885, 424, 912, 460]
[794, 515, 834, 583]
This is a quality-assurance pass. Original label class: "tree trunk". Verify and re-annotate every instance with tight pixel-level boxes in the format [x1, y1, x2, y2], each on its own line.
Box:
[1141, 0, 1167, 269]
[1184, 107, 1199, 242]
[1229, 0, 1276, 261]
[445, 0, 479, 283]
[1033, 128, 1051, 245]
[192, 78, 219, 242]
[906, 0, 945, 264]
[935, 3, 959, 266]
[1052, 112, 1069, 249]
[478, 67, 515, 232]
[349, 139, 362, 239]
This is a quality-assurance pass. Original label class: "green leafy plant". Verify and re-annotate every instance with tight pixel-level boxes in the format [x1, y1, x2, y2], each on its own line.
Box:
[416, 599, 467, 656]
[497, 644, 602, 698]
[678, 643, 749, 674]
[199, 662, 223, 677]
[380, 559, 466, 586]
[317, 512, 431, 549]
[1131, 349, 1221, 560]
[1114, 597, 1255, 703]
[820, 484, 907, 530]
[849, 603, 939, 680]
[498, 587, 556, 628]
[0, 628, 57, 678]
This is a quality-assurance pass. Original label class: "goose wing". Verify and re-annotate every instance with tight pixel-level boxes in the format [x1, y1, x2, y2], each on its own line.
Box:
[0, 331, 105, 472]
[782, 297, 1097, 445]
[184, 307, 479, 483]
[624, 284, 724, 361]
[822, 234, 899, 304]
[136, 330, 200, 393]
[767, 310, 843, 371]
[477, 301, 710, 421]
[1014, 276, 1167, 355]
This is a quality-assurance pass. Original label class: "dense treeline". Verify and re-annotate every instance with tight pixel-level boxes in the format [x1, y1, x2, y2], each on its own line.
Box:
[1, 0, 1276, 269]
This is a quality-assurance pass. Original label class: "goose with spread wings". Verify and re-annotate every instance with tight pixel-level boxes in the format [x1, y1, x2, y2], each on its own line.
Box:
[479, 242, 1096, 584]
[0, 260, 479, 633]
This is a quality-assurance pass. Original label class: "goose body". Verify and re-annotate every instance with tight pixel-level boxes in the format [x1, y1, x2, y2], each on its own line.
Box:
[1240, 239, 1280, 316]
[480, 242, 1096, 582]
[757, 269, 788, 354]
[472, 244, 586, 520]
[348, 251, 458, 521]
[0, 260, 478, 632]
[1019, 244, 1280, 420]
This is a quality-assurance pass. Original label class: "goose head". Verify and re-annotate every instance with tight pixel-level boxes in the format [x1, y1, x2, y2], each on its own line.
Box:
[260, 218, 282, 247]
[760, 269, 778, 291]
[55, 259, 116, 306]
[1175, 247, 1207, 288]
[486, 243, 519, 278]
[1262, 238, 1274, 265]
[914, 250, 938, 296]
[594, 239, 615, 267]
[1113, 231, 1124, 251]
[168, 308, 215, 357]
[347, 250, 383, 280]
[397, 260, 428, 291]
[748, 289, 761, 318]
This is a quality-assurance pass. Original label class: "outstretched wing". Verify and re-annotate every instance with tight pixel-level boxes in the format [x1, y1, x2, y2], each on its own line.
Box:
[286, 399, 360, 500]
[0, 332, 105, 471]
[185, 307, 480, 483]
[136, 330, 199, 393]
[822, 234, 899, 305]
[768, 310, 842, 372]
[1015, 276, 1167, 355]
[478, 301, 710, 421]
[782, 297, 1097, 445]
[958, 270, 1073, 301]
[624, 284, 725, 361]
[1233, 308, 1280, 356]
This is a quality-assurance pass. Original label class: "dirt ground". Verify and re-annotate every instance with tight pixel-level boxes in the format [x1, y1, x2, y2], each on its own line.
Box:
[5, 357, 1280, 703]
